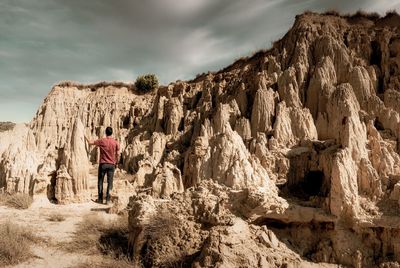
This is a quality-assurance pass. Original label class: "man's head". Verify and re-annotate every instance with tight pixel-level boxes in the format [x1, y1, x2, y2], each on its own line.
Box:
[105, 127, 113, 136]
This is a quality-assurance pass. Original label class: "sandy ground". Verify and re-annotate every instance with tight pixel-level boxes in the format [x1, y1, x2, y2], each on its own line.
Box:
[0, 195, 119, 268]
[0, 170, 341, 268]
[0, 168, 124, 268]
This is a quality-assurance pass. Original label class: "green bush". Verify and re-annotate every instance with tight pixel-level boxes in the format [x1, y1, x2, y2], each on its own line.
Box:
[134, 74, 159, 92]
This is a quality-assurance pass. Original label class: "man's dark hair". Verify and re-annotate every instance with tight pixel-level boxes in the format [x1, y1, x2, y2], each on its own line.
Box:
[105, 127, 113, 136]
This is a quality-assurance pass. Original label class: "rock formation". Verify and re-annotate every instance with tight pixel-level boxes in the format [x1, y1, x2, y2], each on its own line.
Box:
[1, 10, 400, 267]
[54, 118, 90, 203]
[0, 82, 154, 203]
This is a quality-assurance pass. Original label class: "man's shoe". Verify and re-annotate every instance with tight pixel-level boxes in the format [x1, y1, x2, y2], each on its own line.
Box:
[96, 199, 103, 204]
[106, 200, 112, 205]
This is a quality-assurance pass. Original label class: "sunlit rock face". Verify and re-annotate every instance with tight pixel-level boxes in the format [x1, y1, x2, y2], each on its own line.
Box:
[0, 81, 155, 203]
[2, 11, 400, 267]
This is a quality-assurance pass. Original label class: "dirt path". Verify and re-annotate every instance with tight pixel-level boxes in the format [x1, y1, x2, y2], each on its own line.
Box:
[1, 195, 119, 268]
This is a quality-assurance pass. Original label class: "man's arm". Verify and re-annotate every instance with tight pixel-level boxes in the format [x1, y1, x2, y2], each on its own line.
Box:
[84, 135, 96, 146]
[115, 151, 119, 166]
[115, 142, 120, 166]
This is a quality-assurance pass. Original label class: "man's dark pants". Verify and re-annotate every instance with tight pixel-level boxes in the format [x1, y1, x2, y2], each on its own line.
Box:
[98, 163, 115, 201]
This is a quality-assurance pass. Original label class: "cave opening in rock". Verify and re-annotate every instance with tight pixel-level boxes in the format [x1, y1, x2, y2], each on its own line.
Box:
[178, 118, 185, 132]
[280, 170, 328, 203]
[371, 40, 381, 66]
[302, 171, 326, 197]
[389, 62, 398, 76]
[374, 118, 385, 131]
[371, 40, 385, 94]
[122, 115, 130, 129]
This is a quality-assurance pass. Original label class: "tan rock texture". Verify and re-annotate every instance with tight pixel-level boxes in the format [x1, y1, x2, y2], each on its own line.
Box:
[2, 11, 400, 267]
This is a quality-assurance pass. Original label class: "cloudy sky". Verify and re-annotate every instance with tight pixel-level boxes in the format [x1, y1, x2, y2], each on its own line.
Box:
[1, 0, 399, 122]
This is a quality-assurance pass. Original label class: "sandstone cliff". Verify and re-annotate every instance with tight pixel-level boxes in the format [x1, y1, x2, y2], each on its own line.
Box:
[1, 11, 400, 267]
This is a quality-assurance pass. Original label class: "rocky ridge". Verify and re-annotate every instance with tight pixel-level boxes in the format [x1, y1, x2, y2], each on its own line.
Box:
[1, 11, 400, 267]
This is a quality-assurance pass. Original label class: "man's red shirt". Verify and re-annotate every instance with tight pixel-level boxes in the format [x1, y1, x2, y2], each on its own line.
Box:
[94, 137, 120, 164]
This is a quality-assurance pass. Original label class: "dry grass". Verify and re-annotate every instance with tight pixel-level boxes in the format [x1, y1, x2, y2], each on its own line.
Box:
[386, 10, 399, 17]
[347, 10, 380, 21]
[60, 214, 105, 254]
[0, 194, 7, 204]
[54, 80, 133, 91]
[60, 214, 131, 262]
[47, 213, 66, 222]
[141, 210, 183, 267]
[144, 210, 180, 243]
[0, 193, 33, 209]
[0, 121, 15, 132]
[0, 222, 40, 266]
[323, 9, 340, 16]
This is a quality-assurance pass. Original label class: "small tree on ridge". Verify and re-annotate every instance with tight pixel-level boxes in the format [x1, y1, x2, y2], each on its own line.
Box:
[135, 74, 159, 92]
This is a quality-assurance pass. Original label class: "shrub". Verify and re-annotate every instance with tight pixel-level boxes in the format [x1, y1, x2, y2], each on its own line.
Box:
[60, 213, 130, 261]
[0, 122, 15, 132]
[386, 10, 398, 16]
[350, 10, 380, 20]
[135, 74, 159, 92]
[47, 213, 66, 222]
[0, 194, 7, 204]
[0, 222, 39, 265]
[323, 9, 340, 16]
[0, 193, 33, 209]
[144, 210, 180, 243]
[60, 214, 105, 254]
[141, 210, 183, 267]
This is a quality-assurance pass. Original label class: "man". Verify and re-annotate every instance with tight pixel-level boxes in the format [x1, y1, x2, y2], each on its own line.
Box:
[85, 127, 120, 205]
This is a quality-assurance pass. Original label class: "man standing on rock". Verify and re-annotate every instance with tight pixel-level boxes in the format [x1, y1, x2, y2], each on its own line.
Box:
[85, 127, 120, 205]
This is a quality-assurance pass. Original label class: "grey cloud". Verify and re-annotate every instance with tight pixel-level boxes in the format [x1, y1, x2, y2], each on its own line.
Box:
[0, 0, 399, 122]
